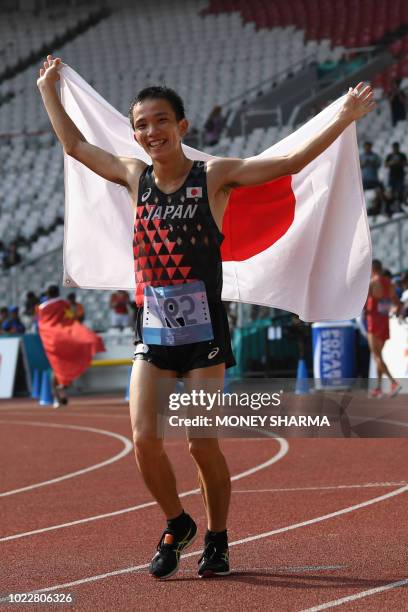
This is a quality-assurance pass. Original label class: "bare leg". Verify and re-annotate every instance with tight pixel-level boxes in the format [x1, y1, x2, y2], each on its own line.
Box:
[367, 334, 396, 386]
[185, 364, 231, 532]
[51, 373, 68, 404]
[129, 359, 182, 519]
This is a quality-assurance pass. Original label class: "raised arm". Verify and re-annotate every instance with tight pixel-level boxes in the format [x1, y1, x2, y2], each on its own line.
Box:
[37, 55, 144, 190]
[209, 83, 375, 190]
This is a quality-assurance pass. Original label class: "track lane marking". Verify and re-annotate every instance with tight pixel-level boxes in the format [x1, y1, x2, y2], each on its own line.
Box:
[1, 483, 406, 597]
[0, 421, 132, 497]
[0, 436, 289, 542]
[300, 577, 408, 611]
[232, 482, 407, 493]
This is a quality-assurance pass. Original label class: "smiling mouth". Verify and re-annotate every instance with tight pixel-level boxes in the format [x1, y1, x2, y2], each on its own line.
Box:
[149, 139, 167, 149]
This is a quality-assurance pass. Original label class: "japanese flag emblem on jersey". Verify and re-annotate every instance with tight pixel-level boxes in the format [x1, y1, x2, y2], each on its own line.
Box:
[187, 186, 202, 198]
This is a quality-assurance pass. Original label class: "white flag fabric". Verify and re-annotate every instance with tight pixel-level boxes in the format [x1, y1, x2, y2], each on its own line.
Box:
[60, 66, 371, 321]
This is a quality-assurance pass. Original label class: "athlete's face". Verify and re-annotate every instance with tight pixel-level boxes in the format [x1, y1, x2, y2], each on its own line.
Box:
[132, 98, 188, 160]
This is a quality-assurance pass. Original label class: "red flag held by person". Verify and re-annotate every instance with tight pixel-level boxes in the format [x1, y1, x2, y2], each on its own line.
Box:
[38, 296, 105, 386]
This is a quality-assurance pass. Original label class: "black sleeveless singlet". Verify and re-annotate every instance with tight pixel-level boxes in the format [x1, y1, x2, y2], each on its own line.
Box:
[133, 161, 224, 307]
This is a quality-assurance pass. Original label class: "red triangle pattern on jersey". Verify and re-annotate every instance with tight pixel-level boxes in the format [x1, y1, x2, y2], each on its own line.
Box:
[146, 229, 157, 242]
[143, 268, 154, 281]
[133, 193, 203, 305]
[157, 228, 169, 242]
[154, 268, 165, 279]
[165, 241, 176, 253]
[170, 254, 183, 266]
[152, 242, 163, 254]
[179, 267, 191, 279]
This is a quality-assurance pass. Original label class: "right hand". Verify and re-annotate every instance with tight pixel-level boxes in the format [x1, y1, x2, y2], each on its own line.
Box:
[37, 54, 63, 89]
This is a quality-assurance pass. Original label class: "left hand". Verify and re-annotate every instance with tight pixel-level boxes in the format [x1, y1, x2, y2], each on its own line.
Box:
[341, 82, 376, 121]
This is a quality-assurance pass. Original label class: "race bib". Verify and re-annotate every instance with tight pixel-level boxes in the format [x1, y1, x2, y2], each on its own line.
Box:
[377, 298, 392, 316]
[142, 280, 214, 346]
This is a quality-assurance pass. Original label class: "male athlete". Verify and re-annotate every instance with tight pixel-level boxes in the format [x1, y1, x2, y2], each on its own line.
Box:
[365, 259, 401, 398]
[38, 54, 375, 579]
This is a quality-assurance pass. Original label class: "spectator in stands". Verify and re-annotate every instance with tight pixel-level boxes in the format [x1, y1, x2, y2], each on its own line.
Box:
[2, 307, 26, 334]
[67, 292, 85, 322]
[388, 79, 407, 127]
[21, 291, 40, 332]
[109, 290, 130, 329]
[365, 259, 401, 398]
[360, 141, 387, 215]
[24, 291, 39, 317]
[0, 306, 9, 334]
[203, 105, 224, 146]
[385, 142, 407, 212]
[5, 241, 21, 268]
[392, 274, 403, 299]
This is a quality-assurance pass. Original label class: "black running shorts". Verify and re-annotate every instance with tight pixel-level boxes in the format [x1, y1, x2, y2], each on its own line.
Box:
[133, 301, 236, 375]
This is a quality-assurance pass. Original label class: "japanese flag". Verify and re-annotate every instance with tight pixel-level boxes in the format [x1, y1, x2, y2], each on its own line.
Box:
[60, 66, 370, 322]
[186, 186, 202, 198]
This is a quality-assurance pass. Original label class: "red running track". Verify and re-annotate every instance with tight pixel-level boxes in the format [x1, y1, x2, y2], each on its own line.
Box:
[0, 396, 407, 611]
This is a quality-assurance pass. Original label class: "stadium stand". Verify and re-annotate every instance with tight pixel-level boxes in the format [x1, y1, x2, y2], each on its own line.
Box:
[0, 0, 407, 330]
[203, 0, 408, 48]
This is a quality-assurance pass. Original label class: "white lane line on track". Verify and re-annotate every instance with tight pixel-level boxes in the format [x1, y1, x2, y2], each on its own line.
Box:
[1, 483, 406, 599]
[232, 482, 407, 493]
[0, 421, 133, 497]
[0, 435, 289, 542]
[300, 578, 408, 611]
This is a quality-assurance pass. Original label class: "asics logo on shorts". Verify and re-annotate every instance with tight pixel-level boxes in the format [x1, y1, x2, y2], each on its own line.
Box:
[141, 188, 152, 202]
[208, 347, 220, 360]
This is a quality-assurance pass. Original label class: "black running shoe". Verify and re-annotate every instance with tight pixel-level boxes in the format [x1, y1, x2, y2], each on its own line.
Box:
[198, 541, 230, 577]
[149, 516, 197, 579]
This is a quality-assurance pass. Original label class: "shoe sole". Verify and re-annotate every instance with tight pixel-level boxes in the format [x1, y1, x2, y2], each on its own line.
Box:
[199, 569, 231, 578]
[151, 528, 198, 581]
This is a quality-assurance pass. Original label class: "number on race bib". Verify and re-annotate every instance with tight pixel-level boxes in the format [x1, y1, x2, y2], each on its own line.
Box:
[142, 281, 213, 345]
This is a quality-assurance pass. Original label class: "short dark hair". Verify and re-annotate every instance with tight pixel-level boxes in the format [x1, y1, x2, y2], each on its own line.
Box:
[47, 285, 60, 298]
[128, 86, 186, 129]
[372, 259, 382, 272]
[392, 141, 400, 147]
[364, 141, 372, 147]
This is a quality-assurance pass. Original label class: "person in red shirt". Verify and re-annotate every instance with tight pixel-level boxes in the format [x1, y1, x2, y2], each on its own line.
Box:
[67, 292, 85, 322]
[365, 260, 401, 398]
[109, 290, 130, 329]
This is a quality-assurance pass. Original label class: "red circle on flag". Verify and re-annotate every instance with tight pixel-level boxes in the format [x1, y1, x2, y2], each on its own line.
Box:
[221, 176, 295, 261]
[191, 188, 198, 196]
